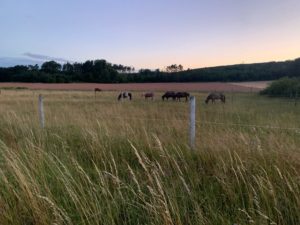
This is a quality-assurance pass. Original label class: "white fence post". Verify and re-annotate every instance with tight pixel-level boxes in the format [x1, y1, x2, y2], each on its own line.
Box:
[189, 96, 196, 150]
[295, 90, 298, 106]
[39, 94, 45, 128]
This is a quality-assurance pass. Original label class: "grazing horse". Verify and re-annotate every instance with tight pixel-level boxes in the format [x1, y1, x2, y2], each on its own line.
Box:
[162, 91, 176, 101]
[94, 88, 102, 97]
[118, 92, 132, 101]
[142, 92, 154, 100]
[176, 92, 190, 101]
[94, 88, 102, 93]
[205, 92, 226, 104]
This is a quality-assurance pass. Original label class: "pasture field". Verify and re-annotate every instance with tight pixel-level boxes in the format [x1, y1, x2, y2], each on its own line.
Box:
[230, 81, 271, 90]
[0, 90, 299, 225]
[0, 81, 266, 92]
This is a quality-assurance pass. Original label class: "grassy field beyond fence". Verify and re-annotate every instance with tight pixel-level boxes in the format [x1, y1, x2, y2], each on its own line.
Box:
[0, 90, 299, 225]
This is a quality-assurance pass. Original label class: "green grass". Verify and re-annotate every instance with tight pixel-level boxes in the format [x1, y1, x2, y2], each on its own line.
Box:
[0, 90, 299, 225]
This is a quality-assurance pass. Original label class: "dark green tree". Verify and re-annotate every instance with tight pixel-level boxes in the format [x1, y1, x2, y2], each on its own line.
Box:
[166, 64, 183, 72]
[28, 64, 39, 71]
[290, 58, 300, 77]
[62, 62, 74, 74]
[41, 61, 62, 73]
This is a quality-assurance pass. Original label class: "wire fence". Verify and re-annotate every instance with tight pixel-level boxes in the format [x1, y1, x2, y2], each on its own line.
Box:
[93, 115, 300, 133]
[35, 94, 300, 140]
[30, 93, 300, 150]
[198, 121, 300, 132]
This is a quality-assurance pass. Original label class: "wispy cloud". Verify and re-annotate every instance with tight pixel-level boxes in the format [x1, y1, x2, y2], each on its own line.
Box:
[23, 52, 72, 63]
[0, 53, 74, 67]
[0, 57, 43, 67]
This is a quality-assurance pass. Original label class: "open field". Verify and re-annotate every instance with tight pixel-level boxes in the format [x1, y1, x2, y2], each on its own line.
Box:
[0, 81, 269, 92]
[230, 81, 271, 90]
[0, 90, 299, 224]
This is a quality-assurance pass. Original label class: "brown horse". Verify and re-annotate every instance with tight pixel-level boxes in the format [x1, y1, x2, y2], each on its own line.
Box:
[205, 92, 225, 104]
[141, 92, 154, 100]
[176, 92, 190, 101]
[94, 88, 102, 97]
[94, 88, 102, 92]
[162, 91, 176, 101]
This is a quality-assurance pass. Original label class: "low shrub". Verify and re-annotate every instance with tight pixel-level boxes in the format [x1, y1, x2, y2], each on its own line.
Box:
[260, 77, 300, 97]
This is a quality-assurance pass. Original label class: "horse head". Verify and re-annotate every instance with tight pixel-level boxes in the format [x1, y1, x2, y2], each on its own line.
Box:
[118, 93, 122, 101]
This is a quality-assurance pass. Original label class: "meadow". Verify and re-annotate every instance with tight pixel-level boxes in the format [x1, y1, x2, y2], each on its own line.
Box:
[0, 90, 299, 225]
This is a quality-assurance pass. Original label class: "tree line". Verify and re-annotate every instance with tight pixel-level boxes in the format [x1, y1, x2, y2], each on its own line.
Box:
[0, 58, 299, 83]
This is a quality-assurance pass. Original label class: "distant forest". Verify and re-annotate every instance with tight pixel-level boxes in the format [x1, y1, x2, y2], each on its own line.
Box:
[0, 58, 300, 83]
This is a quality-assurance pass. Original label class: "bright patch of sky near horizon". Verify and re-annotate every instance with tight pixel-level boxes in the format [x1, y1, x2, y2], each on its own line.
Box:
[1, 0, 300, 69]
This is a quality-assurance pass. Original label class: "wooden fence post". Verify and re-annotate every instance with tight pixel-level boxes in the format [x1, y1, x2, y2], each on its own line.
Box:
[39, 94, 45, 128]
[189, 96, 196, 150]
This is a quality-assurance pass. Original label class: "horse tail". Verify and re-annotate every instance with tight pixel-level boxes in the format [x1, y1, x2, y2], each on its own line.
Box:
[129, 93, 132, 100]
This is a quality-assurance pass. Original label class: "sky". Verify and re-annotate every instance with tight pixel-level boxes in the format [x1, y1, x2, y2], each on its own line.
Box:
[1, 0, 300, 70]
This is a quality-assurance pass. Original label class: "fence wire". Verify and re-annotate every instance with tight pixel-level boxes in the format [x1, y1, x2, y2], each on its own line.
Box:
[35, 93, 300, 133]
[96, 115, 300, 133]
[198, 121, 300, 132]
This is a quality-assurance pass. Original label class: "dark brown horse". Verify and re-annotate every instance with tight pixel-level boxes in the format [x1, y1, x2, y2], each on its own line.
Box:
[118, 92, 132, 101]
[94, 88, 102, 93]
[94, 88, 102, 97]
[142, 92, 154, 100]
[176, 92, 190, 101]
[205, 92, 225, 104]
[162, 91, 176, 101]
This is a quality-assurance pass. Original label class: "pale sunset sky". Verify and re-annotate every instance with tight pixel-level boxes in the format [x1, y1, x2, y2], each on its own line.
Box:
[1, 0, 300, 69]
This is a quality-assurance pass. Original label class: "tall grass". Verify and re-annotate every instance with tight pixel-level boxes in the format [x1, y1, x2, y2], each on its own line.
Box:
[0, 90, 299, 224]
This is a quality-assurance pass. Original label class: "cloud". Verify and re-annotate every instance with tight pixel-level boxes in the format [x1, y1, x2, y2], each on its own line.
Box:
[0, 57, 44, 67]
[23, 52, 72, 63]
[0, 53, 74, 67]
